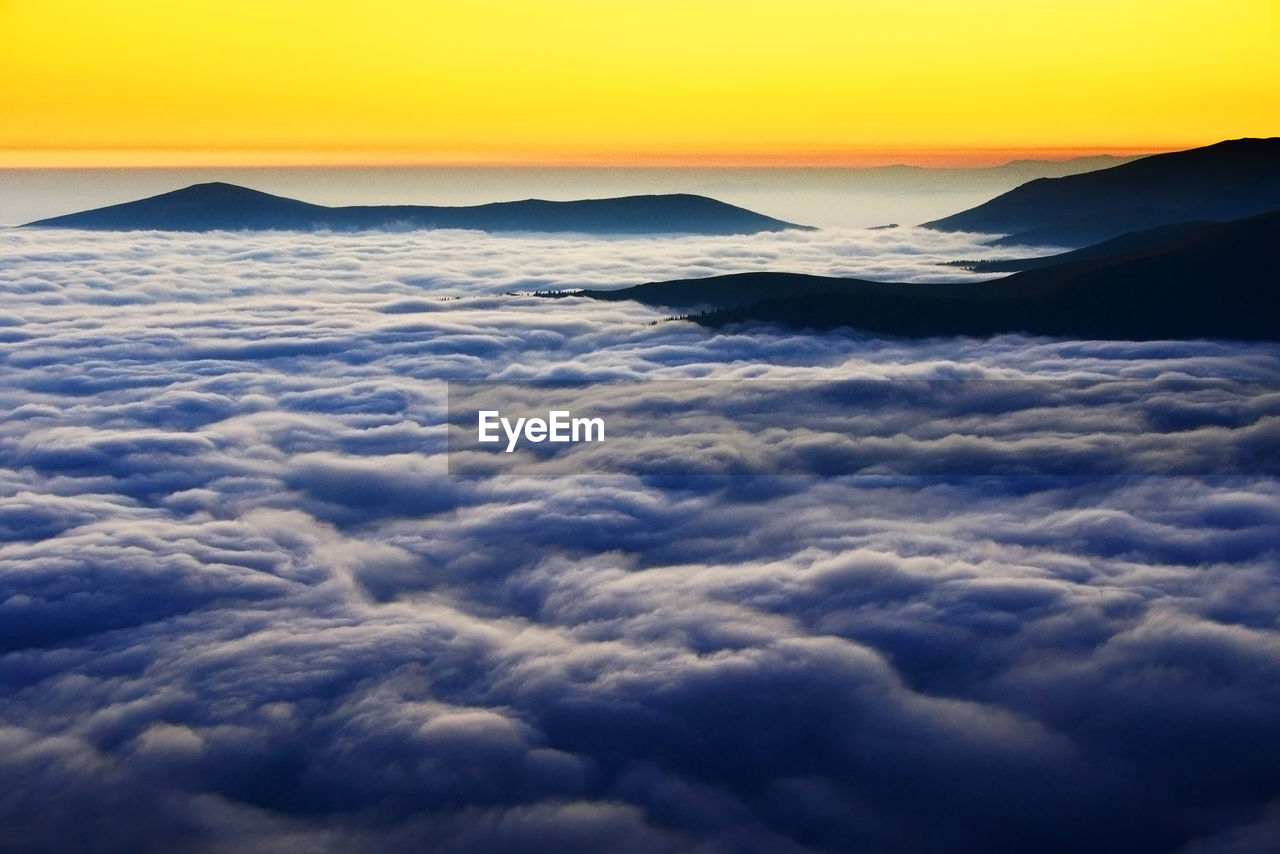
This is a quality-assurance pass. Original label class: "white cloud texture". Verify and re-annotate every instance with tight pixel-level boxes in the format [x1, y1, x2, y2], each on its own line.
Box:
[1, 227, 1279, 853]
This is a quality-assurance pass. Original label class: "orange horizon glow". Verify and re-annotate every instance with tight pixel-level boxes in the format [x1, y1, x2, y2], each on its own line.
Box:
[0, 144, 1185, 171]
[2, 1, 1276, 170]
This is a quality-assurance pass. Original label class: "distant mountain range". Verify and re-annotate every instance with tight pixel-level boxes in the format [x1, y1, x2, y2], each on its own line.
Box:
[573, 210, 1280, 341]
[851, 154, 1144, 185]
[923, 138, 1280, 247]
[23, 182, 810, 235]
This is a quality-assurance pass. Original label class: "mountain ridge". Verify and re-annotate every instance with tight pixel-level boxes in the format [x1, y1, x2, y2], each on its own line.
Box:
[24, 182, 811, 235]
[942, 220, 1218, 273]
[922, 138, 1280, 247]
[570, 209, 1280, 341]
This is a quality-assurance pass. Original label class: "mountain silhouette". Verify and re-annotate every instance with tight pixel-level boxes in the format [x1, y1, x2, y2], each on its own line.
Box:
[580, 271, 891, 311]
[943, 220, 1217, 273]
[923, 138, 1280, 247]
[576, 210, 1280, 341]
[24, 182, 810, 235]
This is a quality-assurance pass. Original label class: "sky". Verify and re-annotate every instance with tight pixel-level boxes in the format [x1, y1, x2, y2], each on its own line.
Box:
[4, 4, 1280, 850]
[3, 0, 1278, 168]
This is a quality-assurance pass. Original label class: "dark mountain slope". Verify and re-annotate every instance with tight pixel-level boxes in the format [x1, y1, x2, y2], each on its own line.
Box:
[922, 138, 1280, 247]
[583, 210, 1280, 341]
[24, 182, 809, 235]
[945, 220, 1216, 273]
[580, 271, 901, 311]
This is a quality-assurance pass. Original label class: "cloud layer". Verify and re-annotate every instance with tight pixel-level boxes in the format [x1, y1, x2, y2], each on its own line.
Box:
[2, 227, 1279, 853]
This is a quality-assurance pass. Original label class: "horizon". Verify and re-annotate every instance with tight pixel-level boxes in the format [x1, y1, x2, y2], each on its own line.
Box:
[0, 144, 1174, 171]
[0, 152, 1167, 229]
[1, 136, 1269, 229]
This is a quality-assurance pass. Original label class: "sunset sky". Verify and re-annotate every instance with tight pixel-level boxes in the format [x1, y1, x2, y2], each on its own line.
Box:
[3, 0, 1278, 167]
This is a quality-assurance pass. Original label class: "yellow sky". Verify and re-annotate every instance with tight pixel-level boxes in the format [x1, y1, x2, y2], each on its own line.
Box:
[2, 0, 1277, 167]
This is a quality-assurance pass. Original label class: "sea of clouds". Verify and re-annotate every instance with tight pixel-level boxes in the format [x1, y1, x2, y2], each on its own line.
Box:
[2, 226, 1279, 853]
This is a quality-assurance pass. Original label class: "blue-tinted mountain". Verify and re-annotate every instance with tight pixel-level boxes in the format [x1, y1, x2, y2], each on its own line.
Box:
[582, 210, 1280, 341]
[23, 182, 809, 235]
[923, 138, 1280, 247]
[579, 271, 892, 311]
[943, 220, 1216, 273]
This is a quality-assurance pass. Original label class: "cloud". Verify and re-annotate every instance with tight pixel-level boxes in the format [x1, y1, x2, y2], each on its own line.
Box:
[1, 227, 1279, 852]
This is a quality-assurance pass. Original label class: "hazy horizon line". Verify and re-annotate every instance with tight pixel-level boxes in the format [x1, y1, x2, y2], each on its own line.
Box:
[0, 143, 1192, 171]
